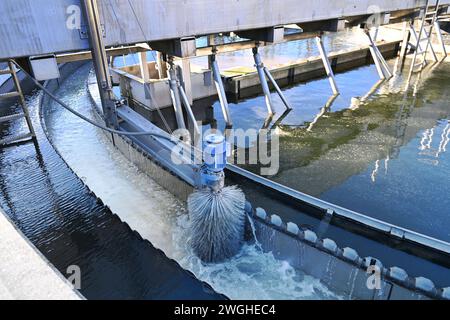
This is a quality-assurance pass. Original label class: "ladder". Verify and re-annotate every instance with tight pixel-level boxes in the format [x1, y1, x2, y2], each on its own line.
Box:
[0, 60, 36, 147]
[409, 0, 441, 73]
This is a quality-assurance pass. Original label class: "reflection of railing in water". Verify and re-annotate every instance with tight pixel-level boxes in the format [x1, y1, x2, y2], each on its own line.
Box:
[387, 58, 446, 164]
[307, 94, 339, 132]
[418, 120, 450, 164]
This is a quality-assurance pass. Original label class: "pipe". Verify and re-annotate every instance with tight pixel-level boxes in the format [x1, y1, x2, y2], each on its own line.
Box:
[315, 35, 339, 95]
[178, 82, 201, 137]
[82, 0, 118, 128]
[210, 55, 233, 127]
[168, 66, 187, 131]
[252, 47, 274, 116]
[263, 67, 293, 110]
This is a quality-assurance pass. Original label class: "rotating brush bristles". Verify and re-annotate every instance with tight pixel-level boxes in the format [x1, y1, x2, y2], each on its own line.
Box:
[188, 185, 246, 263]
[188, 133, 246, 263]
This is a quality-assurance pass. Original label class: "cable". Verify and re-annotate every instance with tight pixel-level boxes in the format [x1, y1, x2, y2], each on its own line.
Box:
[11, 60, 179, 143]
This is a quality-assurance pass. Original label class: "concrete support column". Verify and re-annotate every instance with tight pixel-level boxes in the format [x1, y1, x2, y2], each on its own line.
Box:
[434, 21, 447, 56]
[156, 51, 168, 79]
[139, 51, 150, 82]
[399, 21, 411, 59]
[176, 58, 193, 105]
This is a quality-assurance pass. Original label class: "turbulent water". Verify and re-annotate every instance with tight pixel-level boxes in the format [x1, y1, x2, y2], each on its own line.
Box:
[43, 64, 341, 300]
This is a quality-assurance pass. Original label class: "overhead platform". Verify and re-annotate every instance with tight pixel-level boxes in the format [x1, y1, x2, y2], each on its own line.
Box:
[1, 0, 450, 59]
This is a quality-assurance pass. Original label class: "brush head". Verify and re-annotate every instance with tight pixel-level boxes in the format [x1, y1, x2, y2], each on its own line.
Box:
[188, 186, 246, 263]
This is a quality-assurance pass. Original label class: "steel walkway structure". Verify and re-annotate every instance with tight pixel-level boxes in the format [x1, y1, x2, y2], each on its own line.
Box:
[1, 0, 450, 59]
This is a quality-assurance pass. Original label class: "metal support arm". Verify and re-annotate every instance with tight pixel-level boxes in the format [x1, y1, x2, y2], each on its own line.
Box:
[434, 21, 448, 58]
[168, 63, 187, 132]
[253, 47, 275, 116]
[178, 81, 201, 137]
[365, 30, 393, 80]
[315, 35, 339, 95]
[262, 67, 293, 110]
[210, 54, 233, 127]
[253, 46, 293, 114]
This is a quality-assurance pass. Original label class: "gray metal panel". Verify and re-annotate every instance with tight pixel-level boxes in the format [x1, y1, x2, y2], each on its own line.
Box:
[2, 0, 450, 59]
[0, 0, 89, 59]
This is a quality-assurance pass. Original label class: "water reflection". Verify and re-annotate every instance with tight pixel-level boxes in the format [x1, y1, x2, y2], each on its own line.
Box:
[307, 94, 338, 131]
[227, 61, 450, 242]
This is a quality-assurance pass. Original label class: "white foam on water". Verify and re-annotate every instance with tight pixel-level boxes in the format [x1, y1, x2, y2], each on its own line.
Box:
[173, 214, 340, 300]
[43, 64, 342, 299]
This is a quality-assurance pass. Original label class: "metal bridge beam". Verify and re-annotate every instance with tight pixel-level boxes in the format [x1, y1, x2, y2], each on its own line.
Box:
[1, 0, 450, 59]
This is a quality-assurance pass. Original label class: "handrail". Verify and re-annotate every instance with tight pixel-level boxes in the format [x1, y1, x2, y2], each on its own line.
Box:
[227, 164, 450, 255]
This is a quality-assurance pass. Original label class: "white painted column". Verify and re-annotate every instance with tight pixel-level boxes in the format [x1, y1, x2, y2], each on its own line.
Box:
[139, 51, 150, 82]
[315, 35, 339, 95]
[176, 58, 193, 105]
